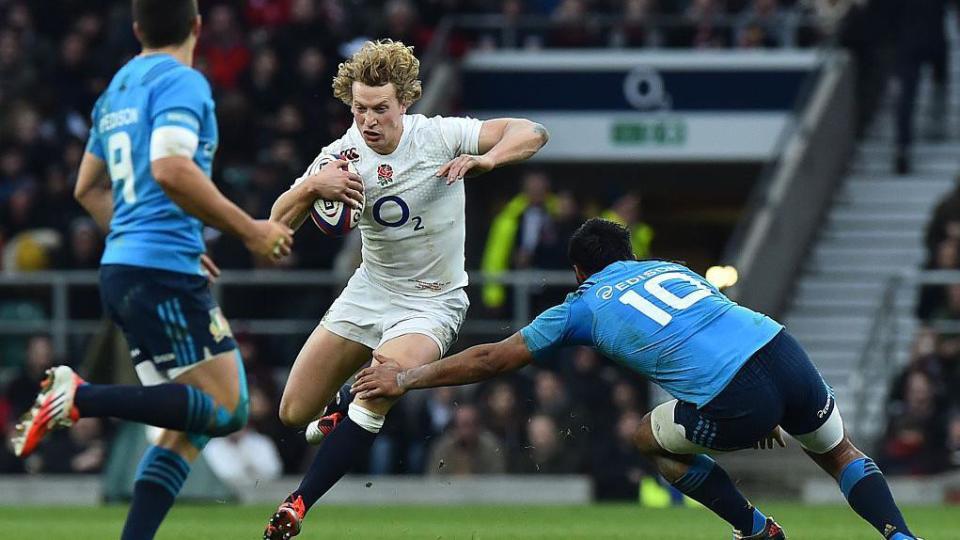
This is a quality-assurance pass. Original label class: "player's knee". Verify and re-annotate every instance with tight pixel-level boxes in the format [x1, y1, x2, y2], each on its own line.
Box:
[354, 395, 397, 418]
[207, 393, 250, 436]
[793, 405, 845, 455]
[278, 398, 311, 428]
[633, 412, 661, 456]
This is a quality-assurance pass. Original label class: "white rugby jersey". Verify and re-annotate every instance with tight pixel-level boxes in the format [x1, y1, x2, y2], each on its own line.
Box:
[297, 114, 482, 297]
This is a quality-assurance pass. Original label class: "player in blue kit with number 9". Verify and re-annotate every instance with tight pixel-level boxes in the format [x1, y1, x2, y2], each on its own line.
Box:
[11, 1, 359, 539]
[353, 218, 923, 540]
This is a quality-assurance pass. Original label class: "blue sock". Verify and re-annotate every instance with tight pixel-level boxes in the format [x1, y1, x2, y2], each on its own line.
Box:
[293, 416, 377, 510]
[74, 383, 244, 436]
[121, 446, 191, 540]
[839, 458, 914, 539]
[672, 455, 763, 535]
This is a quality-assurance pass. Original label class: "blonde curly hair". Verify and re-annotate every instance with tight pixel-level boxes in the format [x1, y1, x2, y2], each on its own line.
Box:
[332, 39, 422, 106]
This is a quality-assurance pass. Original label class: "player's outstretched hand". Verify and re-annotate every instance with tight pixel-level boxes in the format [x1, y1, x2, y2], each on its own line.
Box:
[351, 355, 406, 400]
[307, 159, 364, 208]
[436, 154, 496, 185]
[200, 254, 221, 284]
[245, 220, 294, 262]
[753, 426, 786, 450]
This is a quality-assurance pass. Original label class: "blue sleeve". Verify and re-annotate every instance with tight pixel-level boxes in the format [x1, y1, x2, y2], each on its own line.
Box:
[85, 126, 105, 160]
[85, 97, 105, 160]
[151, 68, 210, 126]
[520, 302, 575, 361]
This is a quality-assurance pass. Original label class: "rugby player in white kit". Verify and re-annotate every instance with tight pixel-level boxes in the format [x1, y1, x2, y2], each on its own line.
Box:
[263, 39, 548, 539]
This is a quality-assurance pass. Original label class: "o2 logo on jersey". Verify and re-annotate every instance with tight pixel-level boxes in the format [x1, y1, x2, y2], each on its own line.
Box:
[372, 195, 423, 231]
[377, 164, 394, 186]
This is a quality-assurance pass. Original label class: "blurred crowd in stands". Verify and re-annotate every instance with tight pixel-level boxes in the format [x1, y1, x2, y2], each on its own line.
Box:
[880, 178, 960, 475]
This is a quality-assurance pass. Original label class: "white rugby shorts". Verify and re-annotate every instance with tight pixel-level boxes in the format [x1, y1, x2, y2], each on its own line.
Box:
[320, 266, 469, 355]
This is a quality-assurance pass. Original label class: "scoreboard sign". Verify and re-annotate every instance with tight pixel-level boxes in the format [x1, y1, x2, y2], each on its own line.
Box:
[460, 51, 820, 162]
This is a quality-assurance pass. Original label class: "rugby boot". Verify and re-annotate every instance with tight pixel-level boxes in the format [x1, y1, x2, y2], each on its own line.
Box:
[263, 494, 306, 539]
[734, 517, 786, 540]
[12, 366, 84, 457]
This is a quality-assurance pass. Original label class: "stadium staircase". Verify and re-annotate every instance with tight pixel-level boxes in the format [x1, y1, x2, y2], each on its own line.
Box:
[782, 43, 960, 441]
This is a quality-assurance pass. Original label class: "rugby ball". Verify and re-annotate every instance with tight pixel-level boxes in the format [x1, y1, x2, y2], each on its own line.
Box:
[309, 154, 364, 237]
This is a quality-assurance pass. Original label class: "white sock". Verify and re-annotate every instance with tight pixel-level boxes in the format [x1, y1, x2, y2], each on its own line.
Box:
[348, 402, 385, 434]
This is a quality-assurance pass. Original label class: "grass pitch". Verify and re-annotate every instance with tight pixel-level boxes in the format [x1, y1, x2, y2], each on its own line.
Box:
[0, 503, 955, 539]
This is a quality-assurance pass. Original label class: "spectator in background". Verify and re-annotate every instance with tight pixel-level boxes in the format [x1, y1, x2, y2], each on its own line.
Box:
[244, 0, 293, 28]
[241, 48, 285, 118]
[924, 176, 960, 256]
[480, 170, 558, 310]
[934, 283, 960, 321]
[673, 0, 731, 48]
[947, 411, 960, 468]
[619, 0, 659, 48]
[199, 4, 251, 90]
[5, 335, 55, 417]
[35, 418, 106, 474]
[561, 348, 613, 429]
[476, 0, 544, 50]
[533, 370, 591, 457]
[402, 386, 458, 474]
[592, 410, 649, 499]
[483, 381, 527, 470]
[0, 28, 38, 102]
[916, 238, 960, 321]
[602, 192, 654, 259]
[611, 380, 644, 416]
[426, 404, 505, 475]
[55, 217, 103, 269]
[735, 0, 791, 48]
[380, 0, 433, 53]
[880, 370, 949, 475]
[204, 383, 283, 489]
[1, 175, 42, 237]
[512, 414, 580, 473]
[547, 0, 602, 48]
[534, 190, 581, 269]
[892, 0, 951, 175]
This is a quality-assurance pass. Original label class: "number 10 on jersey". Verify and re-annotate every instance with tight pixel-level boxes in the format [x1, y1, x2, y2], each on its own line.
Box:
[619, 272, 713, 326]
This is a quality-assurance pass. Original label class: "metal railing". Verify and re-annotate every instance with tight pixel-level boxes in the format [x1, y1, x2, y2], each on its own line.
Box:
[0, 270, 578, 357]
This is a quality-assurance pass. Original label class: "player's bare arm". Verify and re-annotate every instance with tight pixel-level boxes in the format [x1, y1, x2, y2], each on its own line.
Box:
[437, 118, 549, 184]
[351, 333, 533, 400]
[74, 152, 114, 232]
[269, 159, 364, 230]
[151, 155, 293, 261]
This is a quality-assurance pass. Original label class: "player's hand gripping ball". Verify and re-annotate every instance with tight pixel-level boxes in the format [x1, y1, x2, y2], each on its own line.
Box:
[310, 154, 364, 237]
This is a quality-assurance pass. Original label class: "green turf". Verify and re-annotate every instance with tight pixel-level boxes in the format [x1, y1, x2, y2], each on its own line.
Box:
[0, 503, 954, 539]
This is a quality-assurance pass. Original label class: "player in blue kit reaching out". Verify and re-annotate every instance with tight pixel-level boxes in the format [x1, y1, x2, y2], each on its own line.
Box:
[10, 1, 360, 539]
[353, 218, 922, 540]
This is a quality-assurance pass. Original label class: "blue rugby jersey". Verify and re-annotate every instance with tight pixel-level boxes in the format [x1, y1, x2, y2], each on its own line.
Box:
[86, 53, 217, 275]
[520, 260, 783, 407]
